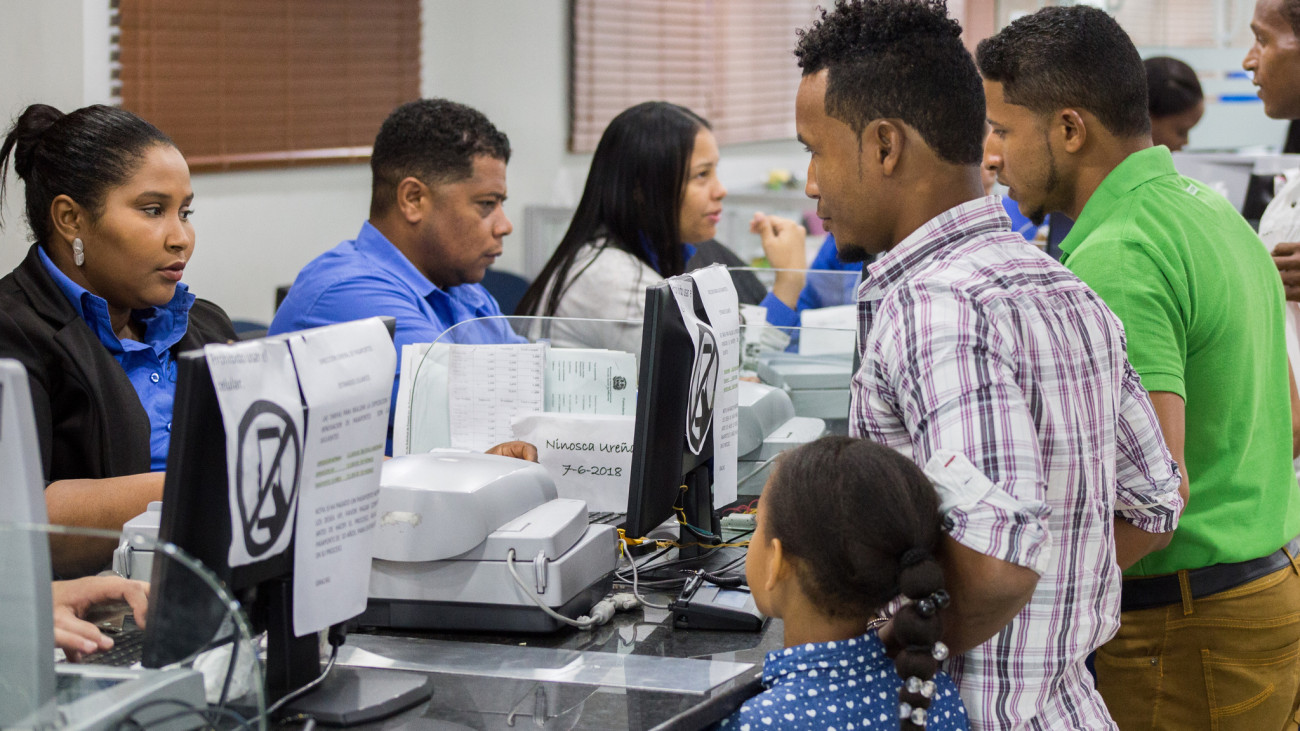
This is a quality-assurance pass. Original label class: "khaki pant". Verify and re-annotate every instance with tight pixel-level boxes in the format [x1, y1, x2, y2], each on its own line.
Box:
[1096, 559, 1300, 731]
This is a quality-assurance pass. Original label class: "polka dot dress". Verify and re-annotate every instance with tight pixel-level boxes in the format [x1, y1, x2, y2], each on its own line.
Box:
[715, 631, 969, 730]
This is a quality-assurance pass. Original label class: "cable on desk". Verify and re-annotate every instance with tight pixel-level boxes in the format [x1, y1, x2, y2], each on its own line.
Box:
[264, 642, 339, 719]
[275, 713, 319, 730]
[113, 696, 253, 730]
[618, 537, 672, 610]
[505, 548, 631, 630]
[215, 621, 241, 715]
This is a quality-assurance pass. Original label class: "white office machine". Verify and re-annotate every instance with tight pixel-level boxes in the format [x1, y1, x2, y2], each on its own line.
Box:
[736, 380, 827, 495]
[360, 451, 619, 633]
[0, 359, 207, 731]
[755, 351, 854, 424]
[113, 501, 162, 580]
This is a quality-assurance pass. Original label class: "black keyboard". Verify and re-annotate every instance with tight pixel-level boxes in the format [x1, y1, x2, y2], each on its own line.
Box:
[82, 616, 145, 667]
[588, 511, 626, 526]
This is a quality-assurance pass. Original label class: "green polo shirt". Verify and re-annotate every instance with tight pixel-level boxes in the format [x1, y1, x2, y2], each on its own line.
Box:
[1061, 145, 1300, 576]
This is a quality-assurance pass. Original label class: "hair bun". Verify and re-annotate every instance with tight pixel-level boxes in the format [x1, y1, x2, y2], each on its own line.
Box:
[9, 104, 65, 179]
[900, 548, 931, 569]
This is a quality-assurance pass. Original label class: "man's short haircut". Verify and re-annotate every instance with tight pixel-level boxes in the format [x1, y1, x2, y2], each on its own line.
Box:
[369, 98, 511, 216]
[976, 6, 1150, 139]
[1285, 0, 1300, 37]
[794, 0, 985, 166]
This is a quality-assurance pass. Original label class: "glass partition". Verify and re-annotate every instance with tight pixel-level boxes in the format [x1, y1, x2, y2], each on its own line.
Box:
[726, 265, 863, 312]
[395, 315, 858, 504]
[0, 522, 266, 729]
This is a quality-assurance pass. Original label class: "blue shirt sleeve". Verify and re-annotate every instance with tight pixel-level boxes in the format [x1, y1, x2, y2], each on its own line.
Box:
[761, 292, 800, 329]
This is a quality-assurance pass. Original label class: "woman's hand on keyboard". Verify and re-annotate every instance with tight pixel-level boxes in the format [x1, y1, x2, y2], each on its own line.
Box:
[51, 575, 149, 662]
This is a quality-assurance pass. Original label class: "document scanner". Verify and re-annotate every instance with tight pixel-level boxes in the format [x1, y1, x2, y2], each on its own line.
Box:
[113, 501, 163, 580]
[360, 451, 618, 633]
[736, 380, 827, 494]
[755, 351, 853, 422]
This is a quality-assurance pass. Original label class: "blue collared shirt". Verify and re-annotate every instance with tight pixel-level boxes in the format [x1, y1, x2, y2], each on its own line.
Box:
[38, 247, 195, 471]
[268, 222, 518, 451]
[717, 631, 969, 731]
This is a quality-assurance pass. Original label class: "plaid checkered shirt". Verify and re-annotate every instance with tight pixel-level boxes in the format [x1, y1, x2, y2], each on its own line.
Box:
[851, 196, 1183, 730]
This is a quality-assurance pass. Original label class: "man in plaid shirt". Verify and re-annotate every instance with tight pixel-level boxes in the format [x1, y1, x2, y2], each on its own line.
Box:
[792, 2, 1185, 728]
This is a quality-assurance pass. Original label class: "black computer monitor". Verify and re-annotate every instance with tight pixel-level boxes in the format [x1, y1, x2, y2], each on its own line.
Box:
[624, 281, 718, 556]
[143, 319, 429, 724]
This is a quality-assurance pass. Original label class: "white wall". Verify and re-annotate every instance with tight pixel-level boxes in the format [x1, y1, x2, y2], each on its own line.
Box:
[4, 1, 1280, 325]
[0, 0, 98, 275]
[1, 0, 810, 324]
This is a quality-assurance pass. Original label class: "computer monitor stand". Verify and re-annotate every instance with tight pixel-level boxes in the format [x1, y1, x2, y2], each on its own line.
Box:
[232, 578, 434, 726]
[677, 462, 721, 561]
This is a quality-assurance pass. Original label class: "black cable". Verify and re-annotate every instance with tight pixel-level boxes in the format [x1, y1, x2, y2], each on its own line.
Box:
[216, 623, 241, 713]
[135, 706, 254, 730]
[114, 697, 253, 731]
[696, 570, 745, 589]
[632, 549, 746, 581]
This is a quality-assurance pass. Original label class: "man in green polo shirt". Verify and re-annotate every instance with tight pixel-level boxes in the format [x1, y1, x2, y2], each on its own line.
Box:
[979, 6, 1300, 729]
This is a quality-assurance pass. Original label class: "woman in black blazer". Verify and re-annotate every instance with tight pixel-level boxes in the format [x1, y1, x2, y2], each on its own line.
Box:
[0, 103, 236, 576]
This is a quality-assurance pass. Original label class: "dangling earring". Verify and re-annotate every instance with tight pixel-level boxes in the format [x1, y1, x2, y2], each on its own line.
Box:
[72, 238, 85, 267]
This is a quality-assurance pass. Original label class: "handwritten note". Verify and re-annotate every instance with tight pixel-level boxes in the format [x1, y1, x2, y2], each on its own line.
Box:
[511, 413, 636, 513]
[448, 343, 546, 451]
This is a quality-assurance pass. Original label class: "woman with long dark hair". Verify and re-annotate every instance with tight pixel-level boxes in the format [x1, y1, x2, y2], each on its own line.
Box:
[517, 101, 806, 351]
[0, 104, 236, 577]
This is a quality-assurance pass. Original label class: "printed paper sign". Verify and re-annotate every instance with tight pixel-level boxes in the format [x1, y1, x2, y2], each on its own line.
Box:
[545, 348, 637, 415]
[668, 275, 713, 455]
[668, 265, 741, 507]
[205, 339, 304, 569]
[511, 413, 636, 513]
[448, 343, 546, 451]
[392, 342, 449, 456]
[287, 317, 395, 636]
[687, 265, 741, 507]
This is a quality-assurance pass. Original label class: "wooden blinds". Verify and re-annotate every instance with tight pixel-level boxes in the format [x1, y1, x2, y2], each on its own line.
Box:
[1111, 0, 1239, 48]
[116, 0, 420, 171]
[570, 0, 821, 153]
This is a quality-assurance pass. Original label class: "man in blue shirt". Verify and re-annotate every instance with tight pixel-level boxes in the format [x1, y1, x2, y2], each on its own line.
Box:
[270, 99, 520, 450]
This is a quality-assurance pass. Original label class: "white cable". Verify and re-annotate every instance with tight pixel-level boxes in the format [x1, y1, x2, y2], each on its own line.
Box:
[505, 549, 621, 630]
[619, 538, 671, 610]
[264, 644, 337, 718]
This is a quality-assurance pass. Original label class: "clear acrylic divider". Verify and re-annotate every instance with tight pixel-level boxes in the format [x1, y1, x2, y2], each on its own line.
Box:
[397, 313, 859, 499]
[0, 522, 266, 729]
[726, 265, 863, 310]
[398, 315, 642, 456]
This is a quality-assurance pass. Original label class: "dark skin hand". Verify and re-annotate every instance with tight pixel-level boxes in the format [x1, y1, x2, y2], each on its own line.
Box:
[486, 440, 539, 462]
[1273, 241, 1300, 302]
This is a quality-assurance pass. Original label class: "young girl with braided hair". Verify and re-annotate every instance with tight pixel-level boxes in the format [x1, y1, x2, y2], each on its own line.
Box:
[716, 436, 968, 730]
